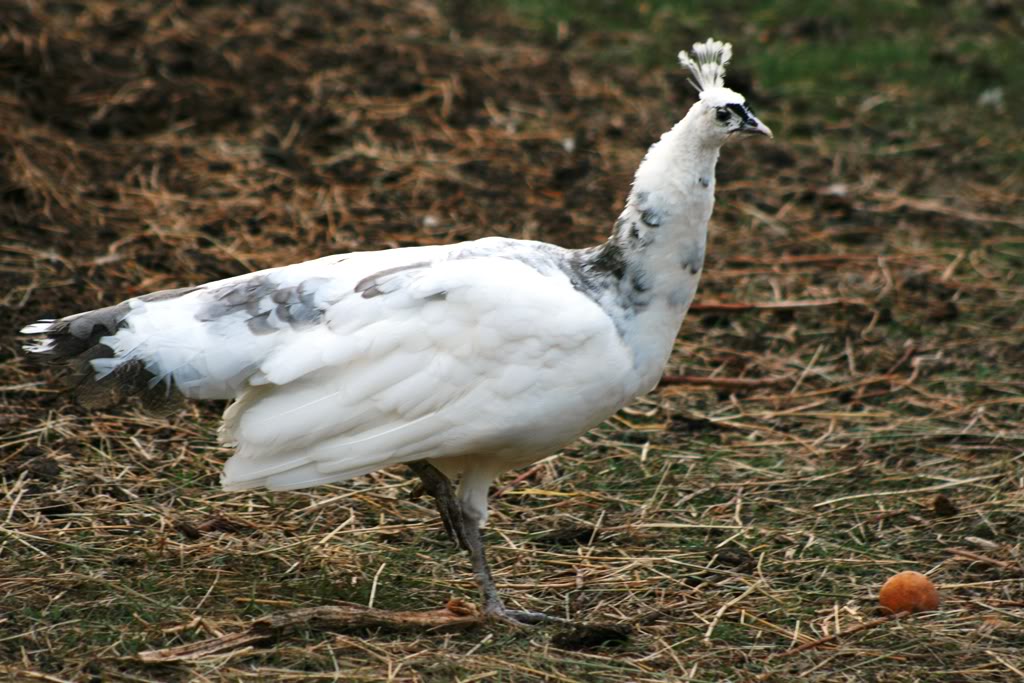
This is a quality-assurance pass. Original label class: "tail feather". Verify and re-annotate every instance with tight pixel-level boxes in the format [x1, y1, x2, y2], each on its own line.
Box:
[21, 302, 184, 415]
[22, 300, 129, 356]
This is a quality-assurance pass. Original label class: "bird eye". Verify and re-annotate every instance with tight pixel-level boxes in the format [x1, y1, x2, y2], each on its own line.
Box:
[715, 108, 731, 123]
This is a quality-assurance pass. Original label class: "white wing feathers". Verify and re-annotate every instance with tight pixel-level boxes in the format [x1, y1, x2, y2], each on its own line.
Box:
[99, 247, 447, 399]
[23, 241, 633, 491]
[210, 255, 627, 491]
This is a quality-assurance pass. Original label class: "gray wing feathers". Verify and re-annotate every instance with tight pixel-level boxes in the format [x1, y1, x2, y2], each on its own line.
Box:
[197, 276, 332, 334]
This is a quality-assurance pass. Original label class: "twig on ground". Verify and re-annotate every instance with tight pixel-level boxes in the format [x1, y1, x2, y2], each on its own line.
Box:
[814, 474, 1003, 507]
[774, 611, 908, 658]
[703, 581, 761, 644]
[949, 548, 1019, 572]
[658, 375, 791, 388]
[690, 298, 869, 312]
[137, 600, 483, 663]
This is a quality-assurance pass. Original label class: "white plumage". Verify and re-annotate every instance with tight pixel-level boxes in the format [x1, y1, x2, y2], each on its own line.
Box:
[214, 248, 639, 502]
[22, 39, 771, 622]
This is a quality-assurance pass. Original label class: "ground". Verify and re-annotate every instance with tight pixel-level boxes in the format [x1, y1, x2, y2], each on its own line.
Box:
[1, 1, 1023, 681]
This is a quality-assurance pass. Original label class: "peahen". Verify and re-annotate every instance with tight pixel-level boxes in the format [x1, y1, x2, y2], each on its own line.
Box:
[22, 39, 771, 624]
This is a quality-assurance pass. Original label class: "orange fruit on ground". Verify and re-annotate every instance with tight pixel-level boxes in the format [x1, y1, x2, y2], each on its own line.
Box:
[878, 570, 940, 614]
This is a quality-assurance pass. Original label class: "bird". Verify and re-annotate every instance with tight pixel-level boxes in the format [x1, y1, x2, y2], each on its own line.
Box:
[21, 39, 771, 625]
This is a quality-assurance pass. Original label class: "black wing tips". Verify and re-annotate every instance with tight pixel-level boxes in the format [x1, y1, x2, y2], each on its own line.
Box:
[20, 303, 131, 362]
[20, 295, 185, 415]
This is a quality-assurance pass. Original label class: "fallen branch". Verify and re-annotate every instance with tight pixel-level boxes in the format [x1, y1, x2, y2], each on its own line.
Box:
[494, 461, 548, 497]
[813, 473, 1003, 508]
[691, 298, 869, 312]
[775, 611, 908, 658]
[138, 600, 482, 663]
[725, 253, 887, 266]
[949, 548, 1019, 572]
[0, 669, 74, 683]
[866, 191, 1024, 228]
[658, 375, 790, 388]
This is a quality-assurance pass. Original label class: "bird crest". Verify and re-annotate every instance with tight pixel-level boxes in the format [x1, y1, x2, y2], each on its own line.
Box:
[677, 38, 732, 93]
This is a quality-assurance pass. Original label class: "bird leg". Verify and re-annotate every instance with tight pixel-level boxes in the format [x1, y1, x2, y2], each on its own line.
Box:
[407, 461, 564, 626]
[459, 506, 565, 625]
[407, 461, 468, 551]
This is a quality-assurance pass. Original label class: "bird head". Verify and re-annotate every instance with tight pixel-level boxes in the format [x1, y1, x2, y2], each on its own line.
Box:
[678, 39, 772, 144]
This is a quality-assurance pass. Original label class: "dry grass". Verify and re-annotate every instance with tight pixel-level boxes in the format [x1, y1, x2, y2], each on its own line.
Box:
[1, 1, 1023, 681]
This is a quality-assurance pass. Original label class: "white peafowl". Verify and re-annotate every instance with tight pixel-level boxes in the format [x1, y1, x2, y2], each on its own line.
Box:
[22, 39, 771, 624]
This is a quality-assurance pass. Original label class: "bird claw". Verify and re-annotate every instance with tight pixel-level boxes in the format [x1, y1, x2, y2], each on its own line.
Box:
[484, 605, 568, 627]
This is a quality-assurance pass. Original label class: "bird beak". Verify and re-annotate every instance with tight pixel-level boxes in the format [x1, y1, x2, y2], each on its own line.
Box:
[744, 116, 773, 138]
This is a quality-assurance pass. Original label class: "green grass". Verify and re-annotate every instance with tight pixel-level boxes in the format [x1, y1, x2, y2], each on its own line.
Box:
[503, 0, 1024, 176]
[504, 0, 1023, 97]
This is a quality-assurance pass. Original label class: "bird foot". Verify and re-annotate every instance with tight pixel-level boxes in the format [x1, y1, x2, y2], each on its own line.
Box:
[484, 605, 568, 627]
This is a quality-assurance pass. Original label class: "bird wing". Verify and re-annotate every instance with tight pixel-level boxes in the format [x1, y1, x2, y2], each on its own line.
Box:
[47, 245, 450, 403]
[215, 253, 629, 491]
[22, 240, 632, 490]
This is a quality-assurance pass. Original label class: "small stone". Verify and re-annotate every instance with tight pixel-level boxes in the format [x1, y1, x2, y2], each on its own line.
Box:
[551, 623, 632, 650]
[535, 525, 599, 546]
[38, 498, 73, 518]
[977, 87, 1005, 111]
[175, 520, 202, 540]
[933, 493, 959, 517]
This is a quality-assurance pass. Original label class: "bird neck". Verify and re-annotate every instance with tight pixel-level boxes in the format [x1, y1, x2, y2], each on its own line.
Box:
[576, 110, 721, 388]
[612, 111, 720, 276]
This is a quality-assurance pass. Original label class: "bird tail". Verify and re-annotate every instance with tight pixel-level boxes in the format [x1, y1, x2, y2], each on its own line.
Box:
[21, 303, 185, 414]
